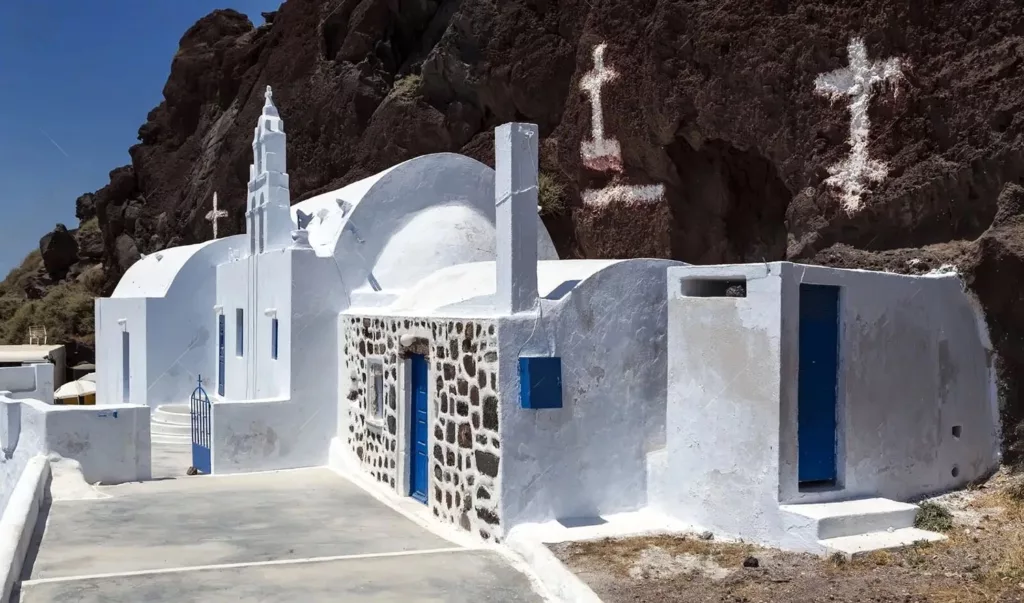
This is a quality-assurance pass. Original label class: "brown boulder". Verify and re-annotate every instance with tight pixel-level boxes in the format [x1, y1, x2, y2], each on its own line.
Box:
[38, 224, 79, 280]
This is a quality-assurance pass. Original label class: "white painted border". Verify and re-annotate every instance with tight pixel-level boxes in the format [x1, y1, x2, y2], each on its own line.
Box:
[0, 455, 50, 601]
[19, 547, 472, 586]
[505, 530, 604, 603]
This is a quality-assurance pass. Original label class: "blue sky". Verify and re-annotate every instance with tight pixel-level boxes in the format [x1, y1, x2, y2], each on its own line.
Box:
[0, 1, 281, 279]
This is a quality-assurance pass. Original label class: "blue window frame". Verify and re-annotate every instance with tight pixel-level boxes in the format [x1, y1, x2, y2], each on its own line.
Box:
[236, 308, 244, 357]
[271, 318, 279, 360]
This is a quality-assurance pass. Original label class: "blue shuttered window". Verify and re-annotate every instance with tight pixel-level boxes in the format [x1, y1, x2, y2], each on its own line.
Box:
[218, 314, 226, 396]
[121, 331, 130, 403]
[271, 318, 279, 360]
[236, 308, 244, 357]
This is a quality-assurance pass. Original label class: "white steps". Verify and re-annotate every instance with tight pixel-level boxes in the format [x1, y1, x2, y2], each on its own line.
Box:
[781, 497, 944, 556]
[781, 497, 918, 539]
[151, 404, 191, 445]
[821, 527, 946, 558]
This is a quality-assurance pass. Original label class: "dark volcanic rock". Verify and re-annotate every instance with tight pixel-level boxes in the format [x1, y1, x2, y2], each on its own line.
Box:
[114, 234, 141, 273]
[21, 0, 1024, 456]
[75, 193, 96, 222]
[39, 224, 79, 280]
[76, 226, 104, 261]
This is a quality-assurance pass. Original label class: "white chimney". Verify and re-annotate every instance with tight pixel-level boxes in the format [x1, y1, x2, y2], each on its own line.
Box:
[495, 122, 539, 314]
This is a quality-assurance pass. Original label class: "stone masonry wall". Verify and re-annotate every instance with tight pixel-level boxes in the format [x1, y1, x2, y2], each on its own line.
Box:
[343, 316, 503, 541]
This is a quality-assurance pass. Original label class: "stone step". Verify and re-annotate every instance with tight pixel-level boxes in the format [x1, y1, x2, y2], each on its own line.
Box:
[780, 498, 918, 540]
[151, 420, 191, 436]
[153, 404, 191, 426]
[820, 527, 946, 559]
[152, 433, 191, 445]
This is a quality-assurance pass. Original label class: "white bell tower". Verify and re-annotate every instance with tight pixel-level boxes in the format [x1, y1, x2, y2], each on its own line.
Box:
[247, 85, 292, 255]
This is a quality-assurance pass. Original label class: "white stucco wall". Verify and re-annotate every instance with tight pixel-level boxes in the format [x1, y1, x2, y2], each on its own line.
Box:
[0, 364, 54, 403]
[211, 248, 341, 473]
[657, 263, 788, 545]
[94, 298, 148, 406]
[776, 263, 999, 503]
[98, 237, 244, 407]
[656, 262, 1000, 551]
[498, 259, 681, 529]
[215, 245, 292, 402]
[0, 393, 150, 514]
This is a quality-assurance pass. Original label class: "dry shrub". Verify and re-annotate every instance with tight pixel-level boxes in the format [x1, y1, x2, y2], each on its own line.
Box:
[538, 172, 566, 216]
[77, 264, 106, 296]
[915, 501, 954, 532]
[1, 282, 94, 345]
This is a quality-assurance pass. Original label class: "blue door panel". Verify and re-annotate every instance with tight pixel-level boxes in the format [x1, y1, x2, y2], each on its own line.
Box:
[217, 315, 226, 396]
[409, 354, 429, 503]
[797, 284, 840, 484]
[190, 376, 212, 474]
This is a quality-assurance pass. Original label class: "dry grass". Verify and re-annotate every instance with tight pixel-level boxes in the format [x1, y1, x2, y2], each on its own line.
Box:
[0, 282, 95, 346]
[538, 172, 566, 216]
[553, 471, 1024, 603]
[0, 250, 43, 299]
[557, 534, 758, 579]
[391, 74, 422, 99]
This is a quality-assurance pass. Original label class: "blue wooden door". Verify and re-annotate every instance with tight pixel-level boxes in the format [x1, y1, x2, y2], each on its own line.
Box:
[409, 354, 429, 503]
[797, 284, 841, 485]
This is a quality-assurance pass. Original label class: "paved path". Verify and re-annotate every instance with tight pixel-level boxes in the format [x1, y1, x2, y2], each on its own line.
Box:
[16, 468, 543, 602]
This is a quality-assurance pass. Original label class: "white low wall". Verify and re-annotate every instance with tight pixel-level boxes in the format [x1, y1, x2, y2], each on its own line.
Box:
[0, 364, 53, 404]
[0, 393, 150, 510]
[211, 396, 332, 474]
[43, 404, 152, 485]
[0, 455, 49, 603]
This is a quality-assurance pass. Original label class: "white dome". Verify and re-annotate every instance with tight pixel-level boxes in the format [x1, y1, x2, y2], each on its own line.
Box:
[369, 205, 496, 291]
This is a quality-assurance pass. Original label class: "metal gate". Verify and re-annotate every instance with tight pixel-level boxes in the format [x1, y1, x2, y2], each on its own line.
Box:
[190, 375, 212, 474]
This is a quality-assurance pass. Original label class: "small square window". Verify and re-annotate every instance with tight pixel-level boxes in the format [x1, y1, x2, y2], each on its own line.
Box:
[367, 359, 385, 424]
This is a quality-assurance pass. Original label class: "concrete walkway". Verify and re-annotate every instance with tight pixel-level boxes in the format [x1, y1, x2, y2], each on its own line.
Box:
[15, 468, 543, 602]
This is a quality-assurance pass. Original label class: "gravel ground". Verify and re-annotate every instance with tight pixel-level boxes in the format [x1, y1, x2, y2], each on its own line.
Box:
[550, 469, 1024, 603]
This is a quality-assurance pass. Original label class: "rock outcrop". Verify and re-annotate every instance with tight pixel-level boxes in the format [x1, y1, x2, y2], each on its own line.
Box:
[4, 0, 1023, 457]
[38, 224, 79, 280]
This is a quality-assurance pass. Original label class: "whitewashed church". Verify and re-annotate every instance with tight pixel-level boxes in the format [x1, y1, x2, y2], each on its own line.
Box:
[95, 76, 1000, 555]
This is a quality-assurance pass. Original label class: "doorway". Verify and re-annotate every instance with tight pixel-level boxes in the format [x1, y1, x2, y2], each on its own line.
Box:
[797, 284, 841, 487]
[408, 354, 429, 504]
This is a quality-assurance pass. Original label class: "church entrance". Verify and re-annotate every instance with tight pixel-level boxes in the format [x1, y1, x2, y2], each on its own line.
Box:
[797, 283, 841, 488]
[408, 354, 429, 504]
[190, 376, 212, 475]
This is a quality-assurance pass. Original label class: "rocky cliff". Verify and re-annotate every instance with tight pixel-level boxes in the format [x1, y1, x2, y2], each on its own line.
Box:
[2, 0, 1022, 456]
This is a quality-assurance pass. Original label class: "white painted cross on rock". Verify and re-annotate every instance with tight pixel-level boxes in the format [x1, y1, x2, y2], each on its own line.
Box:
[579, 43, 665, 208]
[205, 192, 228, 239]
[815, 37, 903, 212]
[580, 43, 622, 172]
